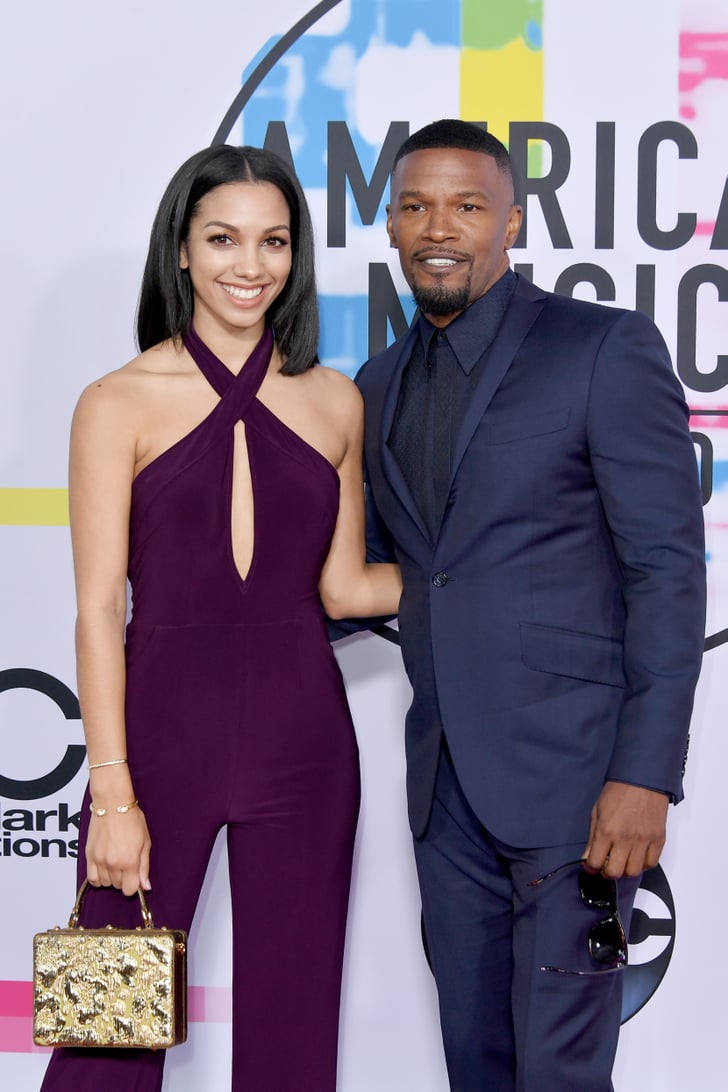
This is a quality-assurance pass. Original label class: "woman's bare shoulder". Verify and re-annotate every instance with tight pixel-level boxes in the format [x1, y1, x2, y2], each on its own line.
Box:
[307, 364, 363, 417]
[74, 342, 183, 422]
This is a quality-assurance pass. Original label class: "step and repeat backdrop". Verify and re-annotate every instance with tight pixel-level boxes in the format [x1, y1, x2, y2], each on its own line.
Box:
[1, 1, 726, 1088]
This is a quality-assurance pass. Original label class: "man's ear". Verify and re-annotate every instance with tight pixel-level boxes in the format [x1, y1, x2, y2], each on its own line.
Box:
[386, 205, 398, 250]
[504, 205, 523, 251]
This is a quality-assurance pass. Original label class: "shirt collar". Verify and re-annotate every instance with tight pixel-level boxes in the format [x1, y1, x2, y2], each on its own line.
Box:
[417, 267, 516, 375]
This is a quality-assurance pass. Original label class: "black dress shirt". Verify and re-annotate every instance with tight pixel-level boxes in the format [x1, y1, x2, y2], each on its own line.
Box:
[389, 268, 517, 540]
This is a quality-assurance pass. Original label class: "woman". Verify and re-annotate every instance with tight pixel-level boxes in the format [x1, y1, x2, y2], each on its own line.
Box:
[41, 144, 401, 1092]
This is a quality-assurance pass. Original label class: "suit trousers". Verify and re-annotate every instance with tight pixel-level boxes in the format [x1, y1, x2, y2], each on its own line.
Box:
[413, 743, 640, 1092]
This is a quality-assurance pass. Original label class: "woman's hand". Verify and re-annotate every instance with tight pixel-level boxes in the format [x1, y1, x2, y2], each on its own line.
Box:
[86, 803, 152, 897]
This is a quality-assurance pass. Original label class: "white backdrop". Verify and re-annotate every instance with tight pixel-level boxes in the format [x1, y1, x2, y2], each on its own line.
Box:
[1, 1, 726, 1088]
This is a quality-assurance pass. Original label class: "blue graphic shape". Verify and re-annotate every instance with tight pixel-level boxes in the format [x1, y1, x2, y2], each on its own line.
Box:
[319, 292, 416, 376]
[241, 0, 461, 189]
[711, 459, 728, 491]
[526, 20, 542, 49]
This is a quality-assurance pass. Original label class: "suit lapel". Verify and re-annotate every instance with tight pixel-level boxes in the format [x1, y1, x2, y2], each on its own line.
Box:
[448, 279, 547, 488]
[372, 278, 548, 553]
[377, 324, 433, 545]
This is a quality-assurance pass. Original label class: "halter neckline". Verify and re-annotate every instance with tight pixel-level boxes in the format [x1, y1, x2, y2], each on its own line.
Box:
[183, 324, 274, 401]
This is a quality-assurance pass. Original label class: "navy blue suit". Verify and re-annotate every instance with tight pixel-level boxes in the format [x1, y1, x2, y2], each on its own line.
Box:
[356, 274, 705, 1089]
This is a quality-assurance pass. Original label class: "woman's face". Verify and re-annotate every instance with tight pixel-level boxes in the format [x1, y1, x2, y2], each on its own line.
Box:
[180, 180, 293, 338]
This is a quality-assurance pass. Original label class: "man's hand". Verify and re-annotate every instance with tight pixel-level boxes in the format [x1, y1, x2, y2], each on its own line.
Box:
[582, 781, 669, 878]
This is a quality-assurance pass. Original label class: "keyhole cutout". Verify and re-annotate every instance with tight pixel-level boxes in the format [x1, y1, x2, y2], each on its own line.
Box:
[230, 420, 255, 582]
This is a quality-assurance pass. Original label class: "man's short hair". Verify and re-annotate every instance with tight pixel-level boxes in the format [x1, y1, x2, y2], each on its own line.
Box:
[392, 118, 513, 184]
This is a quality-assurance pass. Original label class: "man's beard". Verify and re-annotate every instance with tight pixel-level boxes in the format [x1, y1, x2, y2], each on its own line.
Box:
[411, 272, 472, 317]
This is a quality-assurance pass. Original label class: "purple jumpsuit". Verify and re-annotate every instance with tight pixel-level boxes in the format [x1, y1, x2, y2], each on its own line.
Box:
[41, 326, 361, 1091]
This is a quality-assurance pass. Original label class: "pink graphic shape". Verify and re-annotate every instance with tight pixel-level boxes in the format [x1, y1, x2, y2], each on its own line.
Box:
[679, 32, 728, 119]
[0, 979, 233, 1053]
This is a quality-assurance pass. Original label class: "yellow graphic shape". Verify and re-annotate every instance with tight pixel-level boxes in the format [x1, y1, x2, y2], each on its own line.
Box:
[0, 488, 69, 526]
[461, 40, 543, 171]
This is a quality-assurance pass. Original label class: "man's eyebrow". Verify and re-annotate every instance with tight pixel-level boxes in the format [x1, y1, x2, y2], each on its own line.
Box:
[395, 190, 487, 201]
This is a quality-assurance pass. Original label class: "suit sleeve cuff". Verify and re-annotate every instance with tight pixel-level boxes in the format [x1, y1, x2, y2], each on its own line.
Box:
[606, 777, 675, 804]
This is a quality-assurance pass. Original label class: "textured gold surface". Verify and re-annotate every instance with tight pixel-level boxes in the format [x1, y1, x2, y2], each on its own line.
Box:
[33, 928, 186, 1048]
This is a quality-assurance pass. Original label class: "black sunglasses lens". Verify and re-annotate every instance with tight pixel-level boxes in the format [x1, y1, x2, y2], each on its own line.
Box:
[589, 917, 627, 966]
[578, 870, 616, 910]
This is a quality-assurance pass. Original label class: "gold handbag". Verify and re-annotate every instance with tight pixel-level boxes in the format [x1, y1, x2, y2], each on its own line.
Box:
[33, 879, 187, 1049]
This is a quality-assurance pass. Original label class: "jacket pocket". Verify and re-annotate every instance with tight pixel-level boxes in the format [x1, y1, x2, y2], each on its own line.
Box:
[520, 621, 625, 688]
[485, 408, 570, 445]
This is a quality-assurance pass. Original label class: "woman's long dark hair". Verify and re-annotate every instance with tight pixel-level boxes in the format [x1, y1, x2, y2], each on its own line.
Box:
[136, 145, 318, 374]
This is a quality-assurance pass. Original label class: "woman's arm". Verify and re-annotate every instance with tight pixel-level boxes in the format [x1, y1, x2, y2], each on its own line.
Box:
[69, 377, 151, 896]
[318, 382, 402, 620]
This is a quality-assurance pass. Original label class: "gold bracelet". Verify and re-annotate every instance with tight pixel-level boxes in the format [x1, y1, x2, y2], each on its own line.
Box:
[88, 758, 128, 770]
[89, 799, 139, 817]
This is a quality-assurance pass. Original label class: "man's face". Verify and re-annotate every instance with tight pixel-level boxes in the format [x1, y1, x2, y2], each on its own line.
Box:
[386, 147, 523, 327]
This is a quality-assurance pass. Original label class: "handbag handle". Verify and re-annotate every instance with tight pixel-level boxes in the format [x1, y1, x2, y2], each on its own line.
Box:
[68, 878, 155, 930]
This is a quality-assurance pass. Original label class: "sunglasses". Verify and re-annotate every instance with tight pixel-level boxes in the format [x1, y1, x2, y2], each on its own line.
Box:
[527, 858, 627, 976]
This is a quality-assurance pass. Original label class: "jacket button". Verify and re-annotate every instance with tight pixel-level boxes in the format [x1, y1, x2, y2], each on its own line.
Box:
[432, 571, 448, 588]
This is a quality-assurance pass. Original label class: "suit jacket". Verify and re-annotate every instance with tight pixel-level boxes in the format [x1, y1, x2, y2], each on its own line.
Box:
[357, 274, 706, 845]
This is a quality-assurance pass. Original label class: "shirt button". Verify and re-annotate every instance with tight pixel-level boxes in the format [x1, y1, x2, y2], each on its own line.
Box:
[432, 571, 449, 588]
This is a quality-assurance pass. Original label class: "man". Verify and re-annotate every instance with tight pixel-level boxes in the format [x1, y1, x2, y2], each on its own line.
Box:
[355, 119, 705, 1090]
